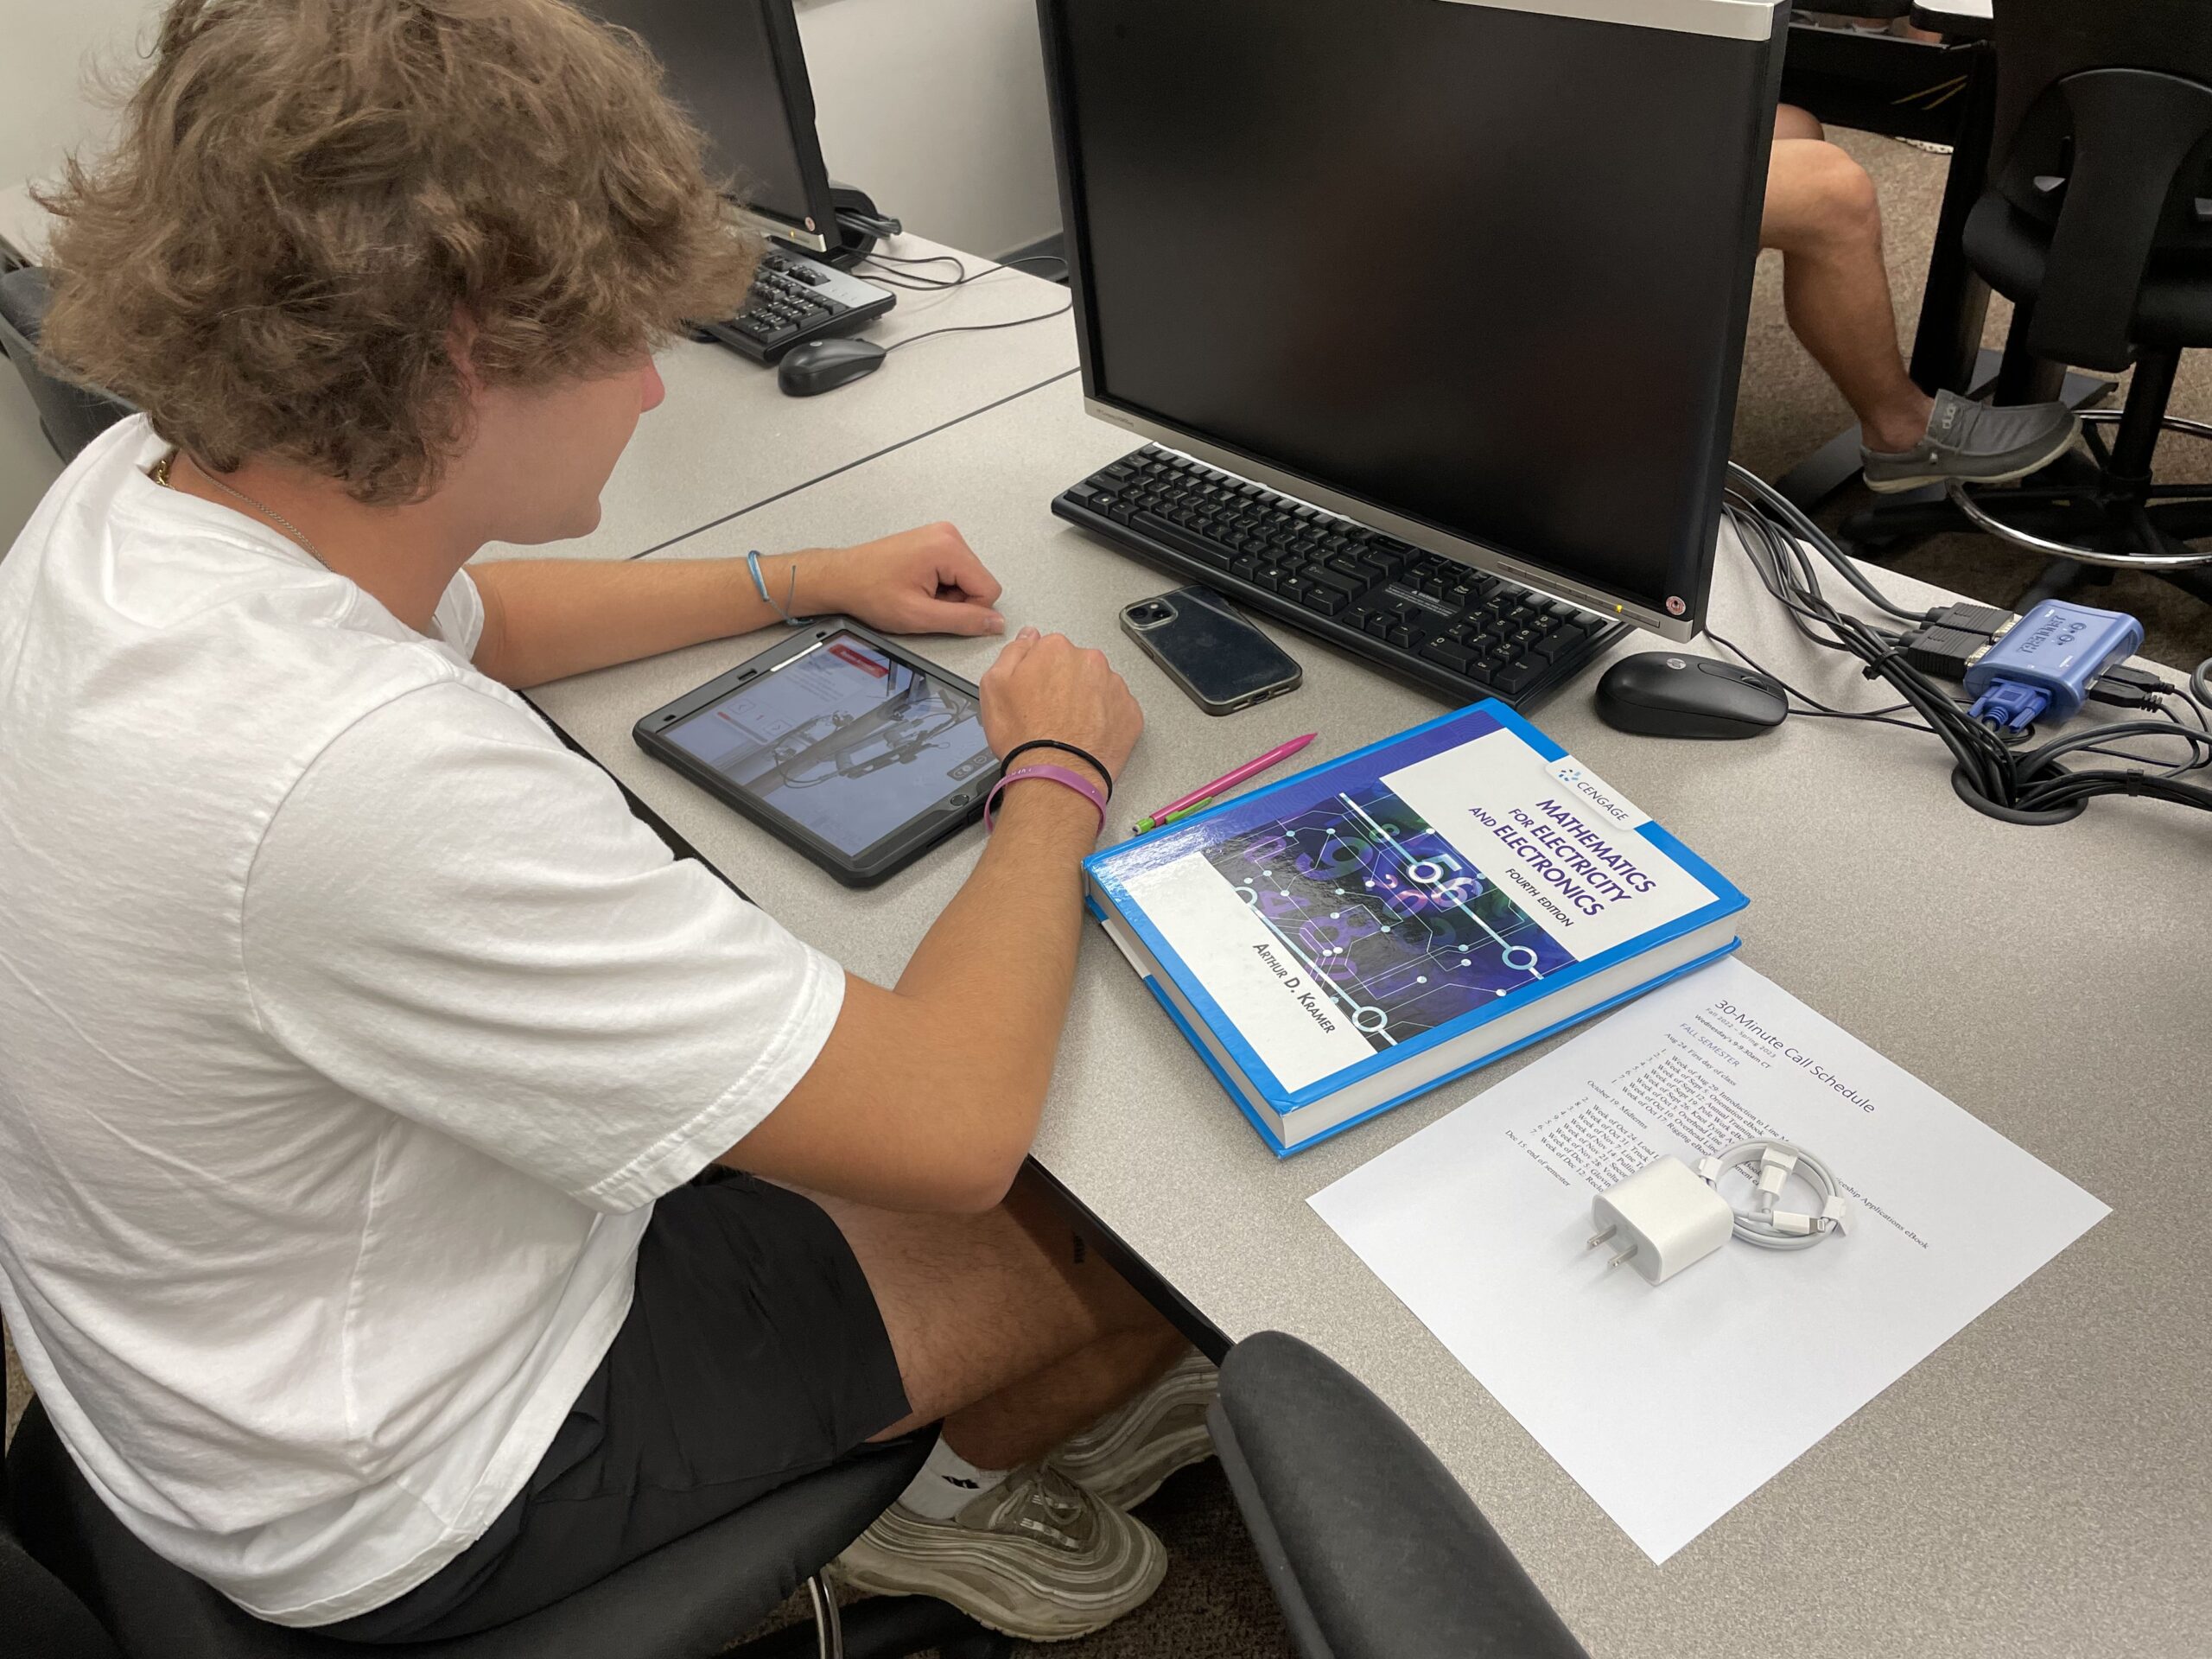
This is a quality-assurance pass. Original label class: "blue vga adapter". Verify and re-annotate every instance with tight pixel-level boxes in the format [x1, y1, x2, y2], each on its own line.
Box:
[1962, 600, 2144, 734]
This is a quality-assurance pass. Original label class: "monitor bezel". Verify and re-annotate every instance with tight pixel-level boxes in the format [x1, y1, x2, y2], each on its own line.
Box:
[1033, 0, 1788, 644]
[646, 0, 838, 255]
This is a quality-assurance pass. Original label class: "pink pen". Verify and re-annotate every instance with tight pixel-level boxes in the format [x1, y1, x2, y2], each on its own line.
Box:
[1132, 734, 1317, 833]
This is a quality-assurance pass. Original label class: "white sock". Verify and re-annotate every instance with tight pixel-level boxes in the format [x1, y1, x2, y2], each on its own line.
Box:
[897, 1433, 1011, 1521]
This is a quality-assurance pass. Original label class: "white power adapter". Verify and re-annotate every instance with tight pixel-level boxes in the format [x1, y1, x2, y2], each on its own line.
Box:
[1584, 1155, 1735, 1285]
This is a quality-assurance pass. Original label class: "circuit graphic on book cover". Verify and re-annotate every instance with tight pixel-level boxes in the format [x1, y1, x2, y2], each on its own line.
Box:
[1200, 782, 1572, 1052]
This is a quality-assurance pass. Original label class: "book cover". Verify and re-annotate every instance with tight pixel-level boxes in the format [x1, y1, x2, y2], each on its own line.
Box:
[1084, 701, 1748, 1153]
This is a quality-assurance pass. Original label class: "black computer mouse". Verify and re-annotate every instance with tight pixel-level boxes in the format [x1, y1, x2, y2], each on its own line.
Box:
[1593, 652, 1788, 740]
[777, 338, 887, 397]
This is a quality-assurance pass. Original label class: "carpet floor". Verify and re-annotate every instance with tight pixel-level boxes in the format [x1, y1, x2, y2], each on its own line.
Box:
[5, 127, 2206, 1659]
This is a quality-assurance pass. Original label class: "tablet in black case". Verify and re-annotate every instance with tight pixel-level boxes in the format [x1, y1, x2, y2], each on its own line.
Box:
[633, 620, 995, 887]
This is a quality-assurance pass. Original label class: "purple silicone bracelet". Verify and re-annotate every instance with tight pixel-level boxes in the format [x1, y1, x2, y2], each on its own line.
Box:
[983, 763, 1109, 835]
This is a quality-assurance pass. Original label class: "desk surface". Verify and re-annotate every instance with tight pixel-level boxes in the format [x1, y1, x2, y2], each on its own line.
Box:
[530, 376, 2211, 1658]
[1910, 0, 1990, 33]
[475, 234, 1077, 563]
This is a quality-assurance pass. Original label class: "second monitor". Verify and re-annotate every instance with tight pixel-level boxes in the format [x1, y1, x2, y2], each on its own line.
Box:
[1038, 0, 1785, 645]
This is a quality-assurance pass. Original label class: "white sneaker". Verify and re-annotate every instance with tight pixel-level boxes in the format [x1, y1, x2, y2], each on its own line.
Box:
[1049, 1348, 1218, 1511]
[833, 1461, 1166, 1642]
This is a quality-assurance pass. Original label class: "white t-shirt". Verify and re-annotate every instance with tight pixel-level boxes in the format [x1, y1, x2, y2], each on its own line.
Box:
[0, 419, 846, 1624]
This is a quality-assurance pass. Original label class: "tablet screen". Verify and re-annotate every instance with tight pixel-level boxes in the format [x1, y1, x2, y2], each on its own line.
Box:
[661, 632, 998, 856]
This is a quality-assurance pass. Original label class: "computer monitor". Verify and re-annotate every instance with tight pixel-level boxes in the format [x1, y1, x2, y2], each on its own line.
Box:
[1035, 0, 1785, 641]
[589, 0, 839, 253]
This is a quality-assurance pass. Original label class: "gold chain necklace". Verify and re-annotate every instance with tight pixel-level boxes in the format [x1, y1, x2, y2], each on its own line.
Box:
[154, 452, 327, 567]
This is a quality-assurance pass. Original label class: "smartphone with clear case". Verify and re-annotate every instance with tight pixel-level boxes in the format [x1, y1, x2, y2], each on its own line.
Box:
[1119, 587, 1303, 715]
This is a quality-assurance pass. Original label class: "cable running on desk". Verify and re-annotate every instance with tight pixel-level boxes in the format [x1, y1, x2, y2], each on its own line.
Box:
[1722, 464, 2212, 822]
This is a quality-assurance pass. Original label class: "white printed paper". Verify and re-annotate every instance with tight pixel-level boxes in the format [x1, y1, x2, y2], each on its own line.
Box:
[1309, 957, 2108, 1563]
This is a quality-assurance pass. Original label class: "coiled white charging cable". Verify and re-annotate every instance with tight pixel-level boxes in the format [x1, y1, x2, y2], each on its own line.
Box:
[1697, 1140, 1851, 1251]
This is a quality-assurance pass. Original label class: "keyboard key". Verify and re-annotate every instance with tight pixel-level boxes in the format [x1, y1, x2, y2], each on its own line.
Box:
[1494, 660, 1541, 696]
[1420, 639, 1477, 674]
[1531, 626, 1580, 661]
[1305, 565, 1363, 596]
[1302, 587, 1348, 616]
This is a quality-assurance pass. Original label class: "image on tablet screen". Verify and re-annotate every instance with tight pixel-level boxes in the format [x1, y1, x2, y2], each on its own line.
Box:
[663, 633, 997, 856]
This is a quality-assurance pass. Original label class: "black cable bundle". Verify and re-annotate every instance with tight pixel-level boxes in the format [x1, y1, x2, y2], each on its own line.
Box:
[1717, 464, 2212, 826]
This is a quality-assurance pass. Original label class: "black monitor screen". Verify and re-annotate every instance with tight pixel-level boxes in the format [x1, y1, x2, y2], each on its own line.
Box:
[590, 0, 834, 241]
[1042, 0, 1779, 627]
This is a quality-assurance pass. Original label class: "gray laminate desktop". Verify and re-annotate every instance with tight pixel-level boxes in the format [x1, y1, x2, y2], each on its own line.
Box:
[471, 232, 1077, 563]
[527, 376, 2210, 1657]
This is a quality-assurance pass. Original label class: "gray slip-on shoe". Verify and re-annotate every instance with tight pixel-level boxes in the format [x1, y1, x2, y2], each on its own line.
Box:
[1860, 389, 2078, 494]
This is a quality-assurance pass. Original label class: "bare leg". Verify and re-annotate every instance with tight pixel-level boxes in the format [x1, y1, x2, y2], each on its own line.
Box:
[1773, 102, 1826, 143]
[820, 1166, 1185, 1466]
[944, 1325, 1186, 1468]
[1761, 129, 1934, 453]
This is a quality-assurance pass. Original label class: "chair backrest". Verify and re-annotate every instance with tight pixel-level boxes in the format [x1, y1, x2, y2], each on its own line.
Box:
[1209, 1332, 1589, 1659]
[1982, 0, 2212, 368]
[0, 265, 136, 463]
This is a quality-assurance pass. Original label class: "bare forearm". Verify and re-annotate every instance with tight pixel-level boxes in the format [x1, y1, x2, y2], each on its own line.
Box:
[468, 554, 817, 688]
[727, 779, 1104, 1210]
[721, 626, 1137, 1211]
[893, 780, 1101, 1115]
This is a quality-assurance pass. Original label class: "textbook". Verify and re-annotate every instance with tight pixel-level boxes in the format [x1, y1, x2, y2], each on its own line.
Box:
[1083, 702, 1748, 1154]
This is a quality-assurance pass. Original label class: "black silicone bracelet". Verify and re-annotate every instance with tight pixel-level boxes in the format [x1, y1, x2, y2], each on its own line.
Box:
[999, 740, 1114, 799]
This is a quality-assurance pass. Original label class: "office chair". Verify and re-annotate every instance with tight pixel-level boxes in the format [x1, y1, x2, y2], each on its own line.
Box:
[1207, 1332, 1591, 1659]
[5, 1391, 1008, 1659]
[1840, 0, 2212, 611]
[0, 265, 134, 463]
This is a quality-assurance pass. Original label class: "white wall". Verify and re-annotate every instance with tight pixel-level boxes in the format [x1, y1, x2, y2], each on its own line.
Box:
[0, 0, 157, 549]
[0, 0, 155, 195]
[795, 0, 1061, 258]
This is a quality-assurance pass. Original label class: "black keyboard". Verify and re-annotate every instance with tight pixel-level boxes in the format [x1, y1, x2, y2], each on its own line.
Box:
[1052, 447, 1628, 709]
[696, 247, 895, 365]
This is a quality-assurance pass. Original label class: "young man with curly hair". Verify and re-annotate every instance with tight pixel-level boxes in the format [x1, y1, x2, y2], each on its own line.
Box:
[0, 0, 1211, 1643]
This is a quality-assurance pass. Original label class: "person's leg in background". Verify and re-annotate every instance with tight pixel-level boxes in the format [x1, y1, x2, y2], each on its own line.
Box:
[821, 1167, 1213, 1641]
[1760, 105, 2077, 492]
[1763, 105, 1935, 454]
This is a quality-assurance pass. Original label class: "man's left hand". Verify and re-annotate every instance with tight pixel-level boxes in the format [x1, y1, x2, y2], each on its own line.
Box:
[805, 523, 1006, 637]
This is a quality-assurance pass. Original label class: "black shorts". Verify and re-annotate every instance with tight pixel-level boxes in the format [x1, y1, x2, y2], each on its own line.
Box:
[321, 1167, 911, 1644]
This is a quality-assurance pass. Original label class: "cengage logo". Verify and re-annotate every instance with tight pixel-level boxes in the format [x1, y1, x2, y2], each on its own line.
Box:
[1546, 757, 1644, 828]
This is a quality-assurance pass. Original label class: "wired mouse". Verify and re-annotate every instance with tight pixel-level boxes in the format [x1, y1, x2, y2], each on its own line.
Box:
[777, 338, 886, 397]
[1594, 652, 1788, 740]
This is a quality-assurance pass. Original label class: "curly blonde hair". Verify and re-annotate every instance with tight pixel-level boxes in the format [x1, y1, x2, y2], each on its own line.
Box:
[36, 0, 758, 505]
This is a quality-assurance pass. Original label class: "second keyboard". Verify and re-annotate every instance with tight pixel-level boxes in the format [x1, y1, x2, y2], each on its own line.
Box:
[1052, 447, 1627, 709]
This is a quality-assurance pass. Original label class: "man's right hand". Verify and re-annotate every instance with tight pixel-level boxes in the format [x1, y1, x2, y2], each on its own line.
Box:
[727, 625, 1146, 1213]
[980, 626, 1144, 792]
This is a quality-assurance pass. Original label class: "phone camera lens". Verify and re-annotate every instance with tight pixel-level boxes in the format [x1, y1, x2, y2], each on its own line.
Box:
[1128, 601, 1173, 627]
